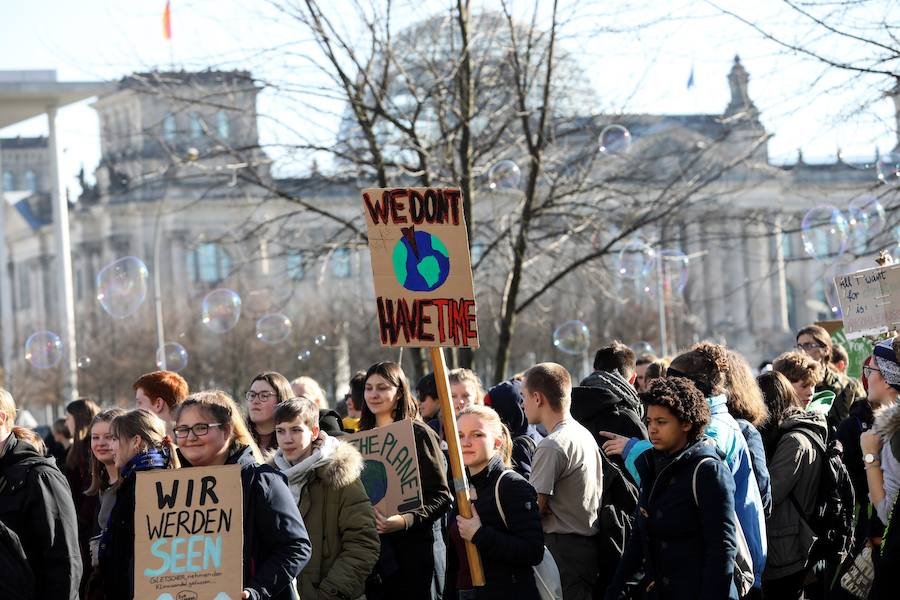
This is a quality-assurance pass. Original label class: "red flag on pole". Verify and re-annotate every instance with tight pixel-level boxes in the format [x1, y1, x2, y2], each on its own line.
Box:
[162, 0, 172, 40]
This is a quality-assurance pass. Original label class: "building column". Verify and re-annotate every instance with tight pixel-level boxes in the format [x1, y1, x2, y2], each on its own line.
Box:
[771, 216, 790, 332]
[0, 153, 14, 390]
[48, 106, 78, 403]
[726, 216, 750, 334]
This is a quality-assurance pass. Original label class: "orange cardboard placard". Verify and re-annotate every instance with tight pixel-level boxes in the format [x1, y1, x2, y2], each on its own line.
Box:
[134, 465, 243, 600]
[362, 187, 479, 348]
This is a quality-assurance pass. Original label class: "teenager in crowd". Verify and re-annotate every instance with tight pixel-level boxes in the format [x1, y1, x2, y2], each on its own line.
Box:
[484, 378, 543, 478]
[360, 361, 452, 600]
[450, 368, 484, 413]
[525, 362, 603, 599]
[291, 375, 328, 408]
[417, 372, 442, 435]
[772, 351, 823, 409]
[133, 370, 189, 435]
[0, 388, 82, 599]
[48, 417, 72, 468]
[83, 407, 125, 600]
[344, 370, 366, 432]
[271, 396, 379, 599]
[247, 371, 294, 454]
[755, 370, 827, 598]
[447, 404, 545, 599]
[603, 343, 767, 591]
[100, 409, 179, 599]
[725, 349, 772, 516]
[795, 325, 862, 429]
[175, 390, 311, 600]
[605, 377, 739, 600]
[633, 352, 658, 393]
[65, 397, 100, 596]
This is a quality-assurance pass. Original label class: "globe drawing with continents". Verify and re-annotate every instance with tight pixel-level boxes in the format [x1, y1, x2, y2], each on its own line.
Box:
[392, 226, 451, 292]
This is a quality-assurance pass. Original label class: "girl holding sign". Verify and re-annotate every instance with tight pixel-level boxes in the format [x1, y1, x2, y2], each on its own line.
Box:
[360, 361, 452, 600]
[100, 409, 179, 599]
[174, 390, 312, 600]
[447, 404, 545, 599]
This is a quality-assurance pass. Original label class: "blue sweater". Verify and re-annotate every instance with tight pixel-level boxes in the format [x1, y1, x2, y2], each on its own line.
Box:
[622, 395, 768, 587]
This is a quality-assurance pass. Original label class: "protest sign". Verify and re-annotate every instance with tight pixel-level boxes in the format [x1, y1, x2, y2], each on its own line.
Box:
[134, 465, 243, 600]
[833, 264, 900, 339]
[345, 418, 423, 515]
[362, 187, 479, 348]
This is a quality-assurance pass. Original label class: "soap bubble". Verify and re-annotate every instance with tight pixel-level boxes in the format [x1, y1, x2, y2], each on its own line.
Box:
[156, 342, 188, 372]
[96, 257, 149, 319]
[877, 151, 900, 185]
[255, 313, 292, 344]
[616, 239, 654, 280]
[488, 160, 521, 190]
[297, 349, 312, 362]
[25, 331, 62, 369]
[314, 334, 327, 346]
[552, 320, 591, 355]
[643, 249, 690, 297]
[599, 124, 632, 156]
[630, 341, 655, 356]
[847, 195, 885, 252]
[76, 356, 92, 370]
[800, 206, 849, 262]
[201, 288, 242, 333]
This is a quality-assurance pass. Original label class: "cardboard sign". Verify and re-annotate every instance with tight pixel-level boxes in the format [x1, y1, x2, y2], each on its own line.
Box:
[134, 465, 243, 600]
[362, 187, 479, 348]
[834, 264, 900, 339]
[344, 419, 423, 515]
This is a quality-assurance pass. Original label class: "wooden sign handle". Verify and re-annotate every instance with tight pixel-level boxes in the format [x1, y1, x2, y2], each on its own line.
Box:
[430, 346, 485, 586]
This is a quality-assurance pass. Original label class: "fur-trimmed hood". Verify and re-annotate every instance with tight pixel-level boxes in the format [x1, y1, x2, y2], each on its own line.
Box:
[874, 402, 900, 440]
[315, 439, 364, 490]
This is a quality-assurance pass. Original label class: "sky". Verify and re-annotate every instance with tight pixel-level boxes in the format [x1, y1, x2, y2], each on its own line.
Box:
[1, 0, 898, 197]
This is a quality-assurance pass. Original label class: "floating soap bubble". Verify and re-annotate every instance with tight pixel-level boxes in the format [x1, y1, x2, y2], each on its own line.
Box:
[297, 349, 312, 362]
[255, 313, 292, 344]
[800, 206, 848, 262]
[552, 320, 591, 355]
[643, 249, 690, 297]
[877, 151, 900, 185]
[313, 334, 327, 346]
[488, 160, 521, 190]
[96, 257, 149, 319]
[201, 288, 242, 333]
[847, 195, 885, 253]
[156, 342, 188, 372]
[616, 239, 654, 280]
[25, 331, 62, 369]
[599, 124, 632, 156]
[630, 341, 655, 356]
[76, 356, 92, 370]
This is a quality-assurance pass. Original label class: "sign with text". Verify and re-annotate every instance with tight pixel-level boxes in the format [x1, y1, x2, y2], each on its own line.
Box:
[345, 419, 423, 515]
[362, 187, 479, 348]
[135, 465, 243, 600]
[834, 264, 900, 338]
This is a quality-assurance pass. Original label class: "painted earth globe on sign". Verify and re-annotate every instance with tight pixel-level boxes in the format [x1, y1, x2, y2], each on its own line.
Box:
[392, 227, 451, 292]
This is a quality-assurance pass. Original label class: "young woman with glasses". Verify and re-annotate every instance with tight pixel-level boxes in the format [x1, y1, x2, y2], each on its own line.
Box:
[174, 390, 311, 600]
[246, 371, 294, 454]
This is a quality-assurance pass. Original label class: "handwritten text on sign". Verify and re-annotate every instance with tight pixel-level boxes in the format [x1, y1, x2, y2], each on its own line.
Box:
[834, 264, 900, 338]
[345, 419, 423, 515]
[362, 187, 479, 348]
[135, 465, 243, 600]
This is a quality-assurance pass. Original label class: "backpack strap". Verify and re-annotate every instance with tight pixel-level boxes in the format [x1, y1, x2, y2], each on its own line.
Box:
[692, 457, 716, 507]
[782, 427, 823, 521]
[493, 470, 512, 529]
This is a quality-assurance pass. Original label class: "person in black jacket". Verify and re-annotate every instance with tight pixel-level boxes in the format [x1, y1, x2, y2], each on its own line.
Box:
[99, 409, 179, 600]
[448, 404, 545, 599]
[485, 378, 543, 478]
[0, 388, 82, 600]
[360, 361, 453, 600]
[174, 390, 311, 600]
[605, 377, 739, 600]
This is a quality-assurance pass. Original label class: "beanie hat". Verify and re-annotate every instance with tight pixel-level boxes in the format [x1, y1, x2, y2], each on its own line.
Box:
[873, 337, 900, 392]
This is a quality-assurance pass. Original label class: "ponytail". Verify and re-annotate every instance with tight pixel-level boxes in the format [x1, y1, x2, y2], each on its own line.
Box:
[457, 404, 512, 467]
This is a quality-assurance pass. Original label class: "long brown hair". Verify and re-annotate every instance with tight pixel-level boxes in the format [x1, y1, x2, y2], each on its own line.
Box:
[175, 390, 263, 464]
[458, 405, 512, 467]
[246, 371, 292, 449]
[110, 409, 180, 469]
[359, 362, 419, 430]
[724, 350, 769, 427]
[86, 408, 126, 496]
[66, 398, 100, 471]
[757, 371, 803, 427]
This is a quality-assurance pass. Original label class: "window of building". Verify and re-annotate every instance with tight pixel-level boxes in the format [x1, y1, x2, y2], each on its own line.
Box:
[3, 171, 15, 191]
[23, 170, 36, 192]
[189, 113, 205, 139]
[17, 267, 30, 309]
[186, 243, 232, 284]
[216, 111, 230, 139]
[287, 251, 305, 280]
[163, 114, 177, 144]
[785, 281, 797, 332]
[331, 248, 351, 278]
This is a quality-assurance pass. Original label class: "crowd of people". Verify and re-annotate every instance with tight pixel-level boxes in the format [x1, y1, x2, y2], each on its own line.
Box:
[1, 323, 900, 599]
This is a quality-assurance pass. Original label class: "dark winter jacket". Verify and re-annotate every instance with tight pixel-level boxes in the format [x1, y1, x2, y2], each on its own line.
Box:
[836, 399, 883, 542]
[737, 419, 772, 517]
[225, 444, 312, 600]
[0, 431, 82, 600]
[446, 455, 545, 599]
[65, 445, 98, 597]
[486, 379, 544, 478]
[763, 410, 826, 581]
[606, 438, 739, 600]
[366, 419, 452, 600]
[872, 486, 900, 599]
[818, 367, 863, 433]
[580, 369, 644, 417]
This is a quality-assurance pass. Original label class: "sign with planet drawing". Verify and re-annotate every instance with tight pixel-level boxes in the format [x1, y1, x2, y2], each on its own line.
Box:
[362, 187, 479, 348]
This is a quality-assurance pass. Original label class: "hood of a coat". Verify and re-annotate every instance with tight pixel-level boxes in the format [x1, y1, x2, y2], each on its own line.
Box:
[849, 398, 875, 425]
[226, 443, 260, 469]
[875, 401, 900, 440]
[485, 379, 529, 436]
[315, 439, 364, 489]
[781, 410, 828, 448]
[573, 370, 643, 418]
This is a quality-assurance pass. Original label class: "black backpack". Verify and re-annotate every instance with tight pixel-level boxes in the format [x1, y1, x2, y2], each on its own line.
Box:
[596, 450, 640, 592]
[789, 430, 856, 565]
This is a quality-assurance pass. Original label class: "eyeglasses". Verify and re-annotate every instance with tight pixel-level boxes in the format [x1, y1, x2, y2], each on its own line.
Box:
[863, 365, 881, 378]
[173, 423, 225, 439]
[796, 342, 825, 351]
[245, 391, 276, 403]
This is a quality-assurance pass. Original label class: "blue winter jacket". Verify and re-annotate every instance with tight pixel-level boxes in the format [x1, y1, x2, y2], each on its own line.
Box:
[605, 438, 738, 600]
[622, 394, 768, 587]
